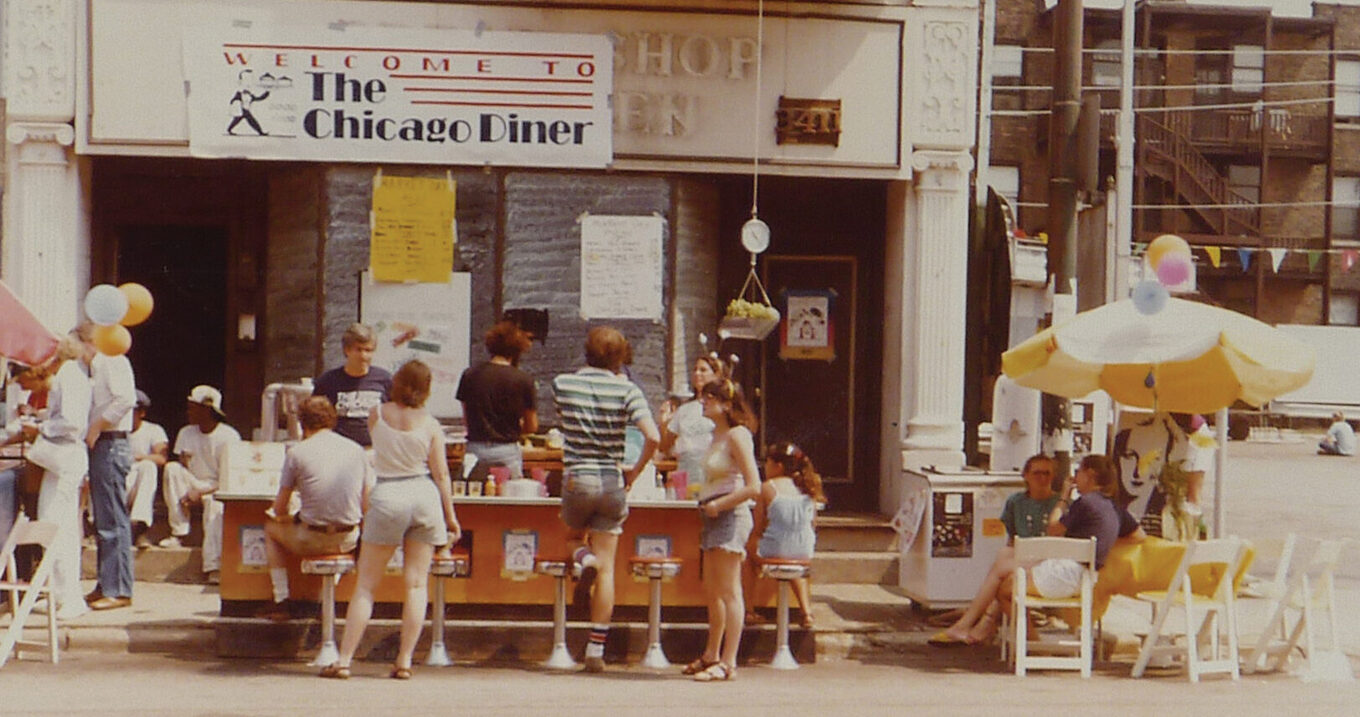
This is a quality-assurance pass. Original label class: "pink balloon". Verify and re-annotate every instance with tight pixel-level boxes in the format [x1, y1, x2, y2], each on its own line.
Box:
[1156, 252, 1192, 286]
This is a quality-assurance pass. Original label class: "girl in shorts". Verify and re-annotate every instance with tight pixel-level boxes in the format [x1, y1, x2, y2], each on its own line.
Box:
[754, 441, 824, 628]
[322, 360, 461, 680]
[685, 380, 761, 682]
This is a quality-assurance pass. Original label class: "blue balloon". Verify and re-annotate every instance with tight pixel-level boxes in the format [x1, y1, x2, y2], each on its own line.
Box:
[84, 284, 129, 326]
[1132, 279, 1168, 315]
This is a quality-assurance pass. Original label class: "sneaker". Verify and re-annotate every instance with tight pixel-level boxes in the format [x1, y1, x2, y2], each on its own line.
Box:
[571, 547, 598, 578]
[56, 602, 89, 621]
[84, 588, 104, 605]
[582, 655, 605, 673]
[157, 535, 183, 549]
[134, 534, 153, 550]
[205, 570, 221, 585]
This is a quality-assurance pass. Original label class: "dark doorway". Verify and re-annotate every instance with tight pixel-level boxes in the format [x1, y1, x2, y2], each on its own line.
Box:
[115, 227, 229, 433]
[714, 176, 885, 511]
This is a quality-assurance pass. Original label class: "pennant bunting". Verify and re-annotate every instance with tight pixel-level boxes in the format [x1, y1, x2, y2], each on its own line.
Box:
[1237, 248, 1252, 272]
[1268, 248, 1287, 273]
[1204, 246, 1222, 268]
[1307, 250, 1322, 272]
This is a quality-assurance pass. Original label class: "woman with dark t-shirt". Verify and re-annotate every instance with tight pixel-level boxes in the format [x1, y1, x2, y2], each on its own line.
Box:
[455, 320, 538, 479]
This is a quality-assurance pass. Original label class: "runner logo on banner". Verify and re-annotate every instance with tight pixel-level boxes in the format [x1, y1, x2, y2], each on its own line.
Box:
[779, 289, 836, 361]
[182, 22, 612, 167]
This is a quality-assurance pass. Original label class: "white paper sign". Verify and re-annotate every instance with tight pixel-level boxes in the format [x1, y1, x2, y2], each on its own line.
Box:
[579, 215, 664, 320]
[182, 22, 613, 167]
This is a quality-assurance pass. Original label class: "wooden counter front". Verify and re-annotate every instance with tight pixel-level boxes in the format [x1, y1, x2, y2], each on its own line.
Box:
[218, 495, 704, 613]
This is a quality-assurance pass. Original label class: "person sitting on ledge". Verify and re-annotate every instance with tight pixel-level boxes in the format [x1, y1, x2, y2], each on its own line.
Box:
[1318, 412, 1356, 456]
[257, 396, 374, 622]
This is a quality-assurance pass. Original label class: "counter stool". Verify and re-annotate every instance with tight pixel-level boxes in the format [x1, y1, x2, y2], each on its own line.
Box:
[301, 553, 356, 667]
[535, 557, 576, 670]
[629, 556, 683, 669]
[425, 551, 471, 667]
[758, 558, 812, 670]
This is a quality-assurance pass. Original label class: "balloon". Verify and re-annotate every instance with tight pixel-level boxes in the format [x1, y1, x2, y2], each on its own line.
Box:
[1156, 252, 1193, 287]
[84, 284, 128, 326]
[118, 283, 154, 326]
[1146, 234, 1190, 270]
[1132, 279, 1169, 315]
[92, 324, 132, 356]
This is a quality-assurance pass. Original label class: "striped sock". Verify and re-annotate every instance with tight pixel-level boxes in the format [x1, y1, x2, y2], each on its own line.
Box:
[585, 624, 608, 657]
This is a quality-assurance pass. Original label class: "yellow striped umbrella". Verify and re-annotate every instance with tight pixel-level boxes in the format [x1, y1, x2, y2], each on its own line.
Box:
[1001, 298, 1315, 414]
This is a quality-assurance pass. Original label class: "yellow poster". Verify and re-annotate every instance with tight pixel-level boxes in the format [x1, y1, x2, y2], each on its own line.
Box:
[370, 173, 456, 283]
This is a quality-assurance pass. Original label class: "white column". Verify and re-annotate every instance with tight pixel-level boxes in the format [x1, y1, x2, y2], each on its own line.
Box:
[901, 150, 972, 472]
[3, 0, 86, 333]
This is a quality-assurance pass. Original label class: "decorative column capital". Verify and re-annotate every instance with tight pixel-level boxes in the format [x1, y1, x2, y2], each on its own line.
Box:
[3, 0, 77, 123]
[7, 121, 75, 147]
[910, 150, 972, 192]
[905, 13, 978, 152]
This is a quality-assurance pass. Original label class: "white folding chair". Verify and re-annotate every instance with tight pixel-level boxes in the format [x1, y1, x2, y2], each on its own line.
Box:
[0, 514, 61, 667]
[1245, 536, 1349, 677]
[1006, 536, 1097, 677]
[1131, 537, 1244, 682]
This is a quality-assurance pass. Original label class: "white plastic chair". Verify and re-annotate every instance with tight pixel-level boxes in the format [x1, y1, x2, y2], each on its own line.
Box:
[0, 514, 61, 667]
[1244, 536, 1348, 677]
[1006, 536, 1097, 677]
[1131, 537, 1245, 682]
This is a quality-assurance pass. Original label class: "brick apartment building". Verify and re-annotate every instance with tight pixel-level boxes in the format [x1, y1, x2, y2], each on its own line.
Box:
[981, 0, 1360, 325]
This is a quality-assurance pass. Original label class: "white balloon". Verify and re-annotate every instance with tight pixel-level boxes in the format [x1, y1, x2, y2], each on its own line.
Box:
[84, 284, 129, 326]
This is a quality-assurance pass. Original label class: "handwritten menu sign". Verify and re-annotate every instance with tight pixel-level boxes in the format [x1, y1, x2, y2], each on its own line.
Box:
[580, 215, 664, 320]
[370, 173, 456, 283]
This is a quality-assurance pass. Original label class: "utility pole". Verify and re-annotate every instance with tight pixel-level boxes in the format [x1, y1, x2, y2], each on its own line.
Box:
[1046, 0, 1083, 482]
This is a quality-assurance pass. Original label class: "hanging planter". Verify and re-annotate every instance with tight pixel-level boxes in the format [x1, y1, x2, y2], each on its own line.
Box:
[719, 269, 780, 341]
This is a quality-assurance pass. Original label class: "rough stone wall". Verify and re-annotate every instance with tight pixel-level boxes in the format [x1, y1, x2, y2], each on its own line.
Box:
[502, 172, 672, 422]
[264, 167, 323, 384]
[448, 170, 502, 366]
[1262, 159, 1326, 248]
[672, 178, 720, 395]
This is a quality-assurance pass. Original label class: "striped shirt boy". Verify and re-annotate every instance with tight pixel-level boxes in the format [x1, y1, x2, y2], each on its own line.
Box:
[552, 367, 651, 469]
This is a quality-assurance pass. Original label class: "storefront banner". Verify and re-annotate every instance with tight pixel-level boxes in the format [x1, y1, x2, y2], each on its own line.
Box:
[579, 215, 664, 321]
[182, 23, 612, 167]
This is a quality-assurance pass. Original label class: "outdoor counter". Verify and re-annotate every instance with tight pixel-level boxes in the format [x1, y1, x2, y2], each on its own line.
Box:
[216, 493, 705, 616]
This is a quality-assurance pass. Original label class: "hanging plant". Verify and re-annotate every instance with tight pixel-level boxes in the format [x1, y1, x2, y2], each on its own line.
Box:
[719, 268, 780, 341]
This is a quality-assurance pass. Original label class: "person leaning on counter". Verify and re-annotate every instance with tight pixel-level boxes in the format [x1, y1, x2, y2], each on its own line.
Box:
[455, 319, 538, 480]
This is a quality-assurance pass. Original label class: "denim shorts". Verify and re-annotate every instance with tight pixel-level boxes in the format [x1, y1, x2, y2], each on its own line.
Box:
[466, 441, 524, 480]
[560, 466, 628, 535]
[701, 503, 754, 557]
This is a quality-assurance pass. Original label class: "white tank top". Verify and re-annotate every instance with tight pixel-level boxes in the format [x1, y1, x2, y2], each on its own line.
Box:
[371, 408, 439, 478]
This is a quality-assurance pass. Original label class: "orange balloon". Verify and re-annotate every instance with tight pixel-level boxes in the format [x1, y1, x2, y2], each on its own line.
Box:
[1146, 234, 1191, 271]
[93, 324, 132, 356]
[118, 283, 153, 327]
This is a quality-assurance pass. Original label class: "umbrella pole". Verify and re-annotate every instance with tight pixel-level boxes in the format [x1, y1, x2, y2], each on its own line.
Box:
[1213, 406, 1229, 538]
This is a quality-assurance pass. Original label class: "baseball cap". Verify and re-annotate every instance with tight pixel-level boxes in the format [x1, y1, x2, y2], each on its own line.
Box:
[135, 389, 152, 409]
[186, 385, 227, 419]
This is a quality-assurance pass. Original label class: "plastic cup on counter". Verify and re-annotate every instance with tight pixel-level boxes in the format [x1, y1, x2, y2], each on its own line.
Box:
[490, 466, 511, 493]
[668, 471, 687, 501]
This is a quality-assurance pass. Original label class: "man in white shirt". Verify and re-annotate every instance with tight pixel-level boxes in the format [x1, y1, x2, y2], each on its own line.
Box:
[125, 390, 168, 548]
[257, 396, 373, 621]
[1319, 412, 1357, 456]
[159, 385, 241, 584]
[78, 322, 138, 611]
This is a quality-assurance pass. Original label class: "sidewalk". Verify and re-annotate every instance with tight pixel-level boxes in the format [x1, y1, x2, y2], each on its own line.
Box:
[8, 568, 1352, 681]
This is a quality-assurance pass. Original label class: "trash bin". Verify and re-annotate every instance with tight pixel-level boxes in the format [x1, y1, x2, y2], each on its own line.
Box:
[897, 466, 1024, 609]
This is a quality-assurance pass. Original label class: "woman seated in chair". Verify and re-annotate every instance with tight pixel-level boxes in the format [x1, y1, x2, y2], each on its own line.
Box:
[933, 455, 1143, 646]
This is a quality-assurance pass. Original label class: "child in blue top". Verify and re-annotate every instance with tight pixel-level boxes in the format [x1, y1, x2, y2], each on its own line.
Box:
[755, 441, 824, 628]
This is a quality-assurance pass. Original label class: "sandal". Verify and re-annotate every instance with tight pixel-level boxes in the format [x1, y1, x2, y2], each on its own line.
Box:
[318, 663, 351, 680]
[681, 657, 718, 675]
[390, 665, 413, 680]
[692, 662, 735, 682]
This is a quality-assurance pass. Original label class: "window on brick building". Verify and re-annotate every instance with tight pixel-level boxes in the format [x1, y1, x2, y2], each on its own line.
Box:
[1231, 45, 1264, 95]
[992, 45, 1022, 80]
[1329, 293, 1358, 326]
[1337, 60, 1360, 119]
[1227, 165, 1260, 205]
[1332, 176, 1360, 241]
[1092, 40, 1121, 88]
[989, 165, 1021, 210]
